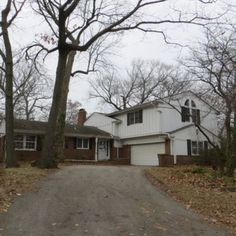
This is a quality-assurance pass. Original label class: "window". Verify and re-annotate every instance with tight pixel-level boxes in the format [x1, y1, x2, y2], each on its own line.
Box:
[187, 140, 205, 155]
[14, 135, 37, 151]
[76, 138, 89, 149]
[181, 106, 190, 122]
[127, 110, 143, 125]
[181, 99, 200, 124]
[192, 109, 200, 125]
[15, 135, 24, 149]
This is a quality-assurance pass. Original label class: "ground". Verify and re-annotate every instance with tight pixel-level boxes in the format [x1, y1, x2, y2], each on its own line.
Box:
[0, 163, 53, 213]
[0, 165, 233, 236]
[145, 166, 236, 234]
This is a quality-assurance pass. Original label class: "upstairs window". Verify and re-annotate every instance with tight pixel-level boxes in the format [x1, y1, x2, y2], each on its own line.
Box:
[127, 110, 143, 126]
[181, 106, 190, 122]
[181, 99, 200, 124]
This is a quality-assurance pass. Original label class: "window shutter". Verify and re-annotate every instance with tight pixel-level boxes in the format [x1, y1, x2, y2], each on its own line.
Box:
[37, 136, 42, 151]
[73, 138, 77, 149]
[187, 139, 192, 156]
[181, 107, 185, 122]
[197, 109, 200, 125]
[192, 109, 197, 123]
[89, 138, 92, 149]
[204, 141, 208, 150]
[139, 110, 143, 123]
[127, 113, 130, 126]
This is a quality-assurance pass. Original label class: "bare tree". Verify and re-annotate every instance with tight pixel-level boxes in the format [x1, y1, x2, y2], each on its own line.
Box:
[187, 25, 236, 176]
[0, 0, 26, 168]
[13, 59, 52, 120]
[90, 59, 190, 110]
[66, 99, 81, 124]
[28, 0, 219, 168]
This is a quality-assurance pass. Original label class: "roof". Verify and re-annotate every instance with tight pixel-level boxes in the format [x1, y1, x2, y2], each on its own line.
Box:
[14, 119, 112, 138]
[107, 90, 218, 117]
[168, 124, 219, 138]
[107, 100, 161, 117]
[168, 124, 195, 134]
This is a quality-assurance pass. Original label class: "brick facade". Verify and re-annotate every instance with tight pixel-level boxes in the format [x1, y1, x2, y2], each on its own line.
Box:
[64, 137, 95, 160]
[0, 135, 97, 162]
[158, 154, 174, 167]
[176, 155, 195, 165]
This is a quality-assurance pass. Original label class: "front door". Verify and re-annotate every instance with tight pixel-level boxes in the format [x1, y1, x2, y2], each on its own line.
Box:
[98, 139, 110, 161]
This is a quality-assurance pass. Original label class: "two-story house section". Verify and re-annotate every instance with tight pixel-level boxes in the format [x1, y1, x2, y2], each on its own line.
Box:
[85, 91, 219, 166]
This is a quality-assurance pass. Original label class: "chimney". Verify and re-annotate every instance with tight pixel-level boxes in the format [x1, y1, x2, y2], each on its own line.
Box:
[78, 108, 87, 126]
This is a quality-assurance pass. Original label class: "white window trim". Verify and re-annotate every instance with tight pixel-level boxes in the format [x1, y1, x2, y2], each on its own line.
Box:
[191, 141, 204, 156]
[76, 138, 89, 150]
[15, 135, 37, 151]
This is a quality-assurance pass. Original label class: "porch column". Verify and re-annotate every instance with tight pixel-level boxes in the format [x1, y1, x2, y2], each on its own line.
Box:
[95, 137, 98, 162]
[116, 147, 119, 159]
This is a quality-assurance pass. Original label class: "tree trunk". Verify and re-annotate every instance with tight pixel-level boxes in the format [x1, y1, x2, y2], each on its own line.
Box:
[225, 108, 235, 177]
[38, 50, 76, 168]
[2, 3, 17, 168]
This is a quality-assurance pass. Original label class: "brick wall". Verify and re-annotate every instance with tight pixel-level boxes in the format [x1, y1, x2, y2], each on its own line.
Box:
[176, 155, 195, 165]
[119, 145, 131, 159]
[15, 150, 41, 161]
[13, 136, 96, 162]
[158, 154, 174, 167]
[64, 137, 95, 160]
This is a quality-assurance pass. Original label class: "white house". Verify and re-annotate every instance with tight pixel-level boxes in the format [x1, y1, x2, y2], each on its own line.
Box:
[85, 91, 219, 166]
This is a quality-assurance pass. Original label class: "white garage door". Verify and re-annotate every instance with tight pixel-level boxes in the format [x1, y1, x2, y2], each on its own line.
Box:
[131, 143, 164, 166]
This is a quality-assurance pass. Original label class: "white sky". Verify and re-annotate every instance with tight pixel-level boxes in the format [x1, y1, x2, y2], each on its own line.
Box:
[1, 0, 231, 115]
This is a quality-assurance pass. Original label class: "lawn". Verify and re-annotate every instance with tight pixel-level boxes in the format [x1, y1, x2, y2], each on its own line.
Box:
[145, 166, 236, 233]
[0, 162, 55, 213]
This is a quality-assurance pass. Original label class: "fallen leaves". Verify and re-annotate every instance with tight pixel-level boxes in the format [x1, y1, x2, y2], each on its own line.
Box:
[145, 166, 236, 234]
[0, 162, 54, 213]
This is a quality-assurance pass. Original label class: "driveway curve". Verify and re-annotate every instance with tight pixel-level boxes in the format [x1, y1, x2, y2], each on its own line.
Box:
[0, 166, 233, 236]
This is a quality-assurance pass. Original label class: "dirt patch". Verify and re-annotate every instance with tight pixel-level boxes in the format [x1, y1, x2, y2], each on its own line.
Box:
[0, 162, 56, 213]
[145, 166, 236, 234]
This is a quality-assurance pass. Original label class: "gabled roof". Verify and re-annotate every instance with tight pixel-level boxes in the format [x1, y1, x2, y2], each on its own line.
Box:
[14, 119, 112, 138]
[106, 90, 218, 117]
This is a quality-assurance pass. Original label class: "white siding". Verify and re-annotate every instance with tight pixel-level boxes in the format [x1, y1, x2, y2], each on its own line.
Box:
[159, 93, 218, 135]
[171, 125, 218, 156]
[115, 107, 161, 139]
[85, 113, 115, 135]
[123, 136, 165, 145]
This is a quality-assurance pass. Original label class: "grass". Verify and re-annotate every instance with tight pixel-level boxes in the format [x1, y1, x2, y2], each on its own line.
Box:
[0, 162, 55, 213]
[145, 166, 236, 233]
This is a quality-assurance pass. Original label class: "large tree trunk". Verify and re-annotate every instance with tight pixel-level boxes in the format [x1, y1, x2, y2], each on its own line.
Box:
[225, 108, 235, 177]
[2, 2, 17, 168]
[38, 50, 76, 168]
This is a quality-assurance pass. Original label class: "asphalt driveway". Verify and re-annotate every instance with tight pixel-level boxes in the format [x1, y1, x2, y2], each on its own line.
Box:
[0, 166, 233, 236]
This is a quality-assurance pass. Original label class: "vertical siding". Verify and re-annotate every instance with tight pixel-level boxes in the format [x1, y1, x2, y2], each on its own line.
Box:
[160, 94, 218, 135]
[116, 107, 160, 138]
[85, 113, 114, 134]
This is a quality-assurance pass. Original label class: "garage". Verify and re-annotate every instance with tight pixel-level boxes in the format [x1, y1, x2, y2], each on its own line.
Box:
[131, 143, 165, 166]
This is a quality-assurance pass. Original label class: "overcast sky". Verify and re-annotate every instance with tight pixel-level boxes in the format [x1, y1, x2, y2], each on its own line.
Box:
[1, 0, 231, 115]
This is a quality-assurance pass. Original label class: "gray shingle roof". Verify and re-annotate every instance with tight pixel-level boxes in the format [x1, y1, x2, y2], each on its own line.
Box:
[14, 119, 112, 138]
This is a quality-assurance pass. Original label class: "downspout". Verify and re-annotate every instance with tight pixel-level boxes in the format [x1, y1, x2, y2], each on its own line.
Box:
[95, 137, 98, 162]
